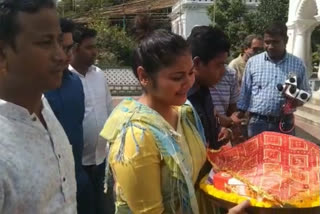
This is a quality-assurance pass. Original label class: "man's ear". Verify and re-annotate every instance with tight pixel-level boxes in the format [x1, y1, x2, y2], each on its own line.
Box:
[193, 56, 201, 70]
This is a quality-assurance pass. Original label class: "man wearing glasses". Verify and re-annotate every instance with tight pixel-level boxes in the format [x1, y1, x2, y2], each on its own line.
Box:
[229, 34, 264, 86]
[45, 18, 94, 214]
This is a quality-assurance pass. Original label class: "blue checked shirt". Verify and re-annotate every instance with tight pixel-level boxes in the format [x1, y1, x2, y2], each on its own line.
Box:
[237, 52, 311, 117]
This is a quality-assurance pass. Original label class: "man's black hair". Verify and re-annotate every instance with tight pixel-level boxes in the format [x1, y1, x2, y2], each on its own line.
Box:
[187, 26, 230, 64]
[264, 22, 288, 39]
[60, 18, 75, 34]
[72, 25, 97, 44]
[0, 0, 55, 47]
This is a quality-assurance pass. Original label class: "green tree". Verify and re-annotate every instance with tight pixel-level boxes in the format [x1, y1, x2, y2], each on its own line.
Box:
[247, 0, 289, 35]
[208, 0, 290, 57]
[57, 0, 135, 68]
[208, 0, 249, 57]
[87, 14, 135, 68]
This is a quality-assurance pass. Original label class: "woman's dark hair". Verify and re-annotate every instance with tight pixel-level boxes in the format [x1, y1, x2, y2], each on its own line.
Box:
[187, 26, 230, 64]
[0, 0, 55, 48]
[132, 15, 189, 80]
[264, 22, 288, 39]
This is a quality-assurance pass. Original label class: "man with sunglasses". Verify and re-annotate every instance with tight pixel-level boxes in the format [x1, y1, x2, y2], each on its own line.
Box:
[45, 18, 94, 214]
[229, 34, 263, 86]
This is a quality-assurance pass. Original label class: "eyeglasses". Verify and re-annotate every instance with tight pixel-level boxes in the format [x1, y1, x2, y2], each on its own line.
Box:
[63, 43, 75, 55]
[252, 47, 264, 54]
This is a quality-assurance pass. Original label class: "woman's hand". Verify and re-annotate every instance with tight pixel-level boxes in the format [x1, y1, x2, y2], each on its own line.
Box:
[227, 200, 251, 214]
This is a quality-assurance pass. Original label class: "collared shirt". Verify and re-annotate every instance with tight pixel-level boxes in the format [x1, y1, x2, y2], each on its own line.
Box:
[229, 54, 246, 85]
[237, 52, 311, 117]
[188, 84, 221, 150]
[0, 97, 77, 214]
[45, 70, 89, 193]
[210, 66, 240, 116]
[70, 65, 113, 166]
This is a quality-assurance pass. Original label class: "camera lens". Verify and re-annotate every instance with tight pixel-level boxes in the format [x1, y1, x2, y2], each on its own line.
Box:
[300, 93, 308, 100]
[289, 77, 295, 83]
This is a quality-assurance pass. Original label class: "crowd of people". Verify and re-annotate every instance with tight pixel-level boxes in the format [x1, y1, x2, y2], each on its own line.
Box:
[0, 0, 311, 214]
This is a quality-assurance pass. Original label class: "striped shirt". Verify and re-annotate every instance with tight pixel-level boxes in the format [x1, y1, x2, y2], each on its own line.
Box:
[237, 52, 311, 117]
[210, 66, 240, 115]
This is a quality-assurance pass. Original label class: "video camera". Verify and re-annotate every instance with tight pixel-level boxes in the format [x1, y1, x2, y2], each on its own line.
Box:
[277, 74, 311, 103]
[276, 74, 311, 133]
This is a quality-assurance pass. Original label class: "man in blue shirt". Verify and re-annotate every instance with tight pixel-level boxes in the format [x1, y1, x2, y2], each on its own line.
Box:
[237, 22, 311, 138]
[45, 18, 94, 214]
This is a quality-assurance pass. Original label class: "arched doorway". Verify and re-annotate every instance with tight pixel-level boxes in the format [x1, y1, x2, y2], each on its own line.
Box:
[287, 0, 320, 98]
[287, 0, 319, 76]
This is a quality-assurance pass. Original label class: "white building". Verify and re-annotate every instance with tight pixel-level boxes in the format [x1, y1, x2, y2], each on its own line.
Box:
[286, 0, 320, 128]
[170, 0, 213, 37]
[286, 0, 320, 76]
[170, 0, 259, 38]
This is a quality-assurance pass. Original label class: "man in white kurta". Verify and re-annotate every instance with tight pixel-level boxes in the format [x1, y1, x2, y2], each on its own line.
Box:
[0, 0, 77, 213]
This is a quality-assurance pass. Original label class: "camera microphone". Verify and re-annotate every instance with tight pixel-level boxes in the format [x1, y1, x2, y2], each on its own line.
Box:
[300, 93, 308, 100]
[277, 84, 284, 92]
[289, 86, 297, 94]
[289, 77, 296, 84]
[296, 89, 311, 103]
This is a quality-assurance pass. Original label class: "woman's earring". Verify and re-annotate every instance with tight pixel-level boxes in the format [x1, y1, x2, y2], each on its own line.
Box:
[141, 79, 148, 87]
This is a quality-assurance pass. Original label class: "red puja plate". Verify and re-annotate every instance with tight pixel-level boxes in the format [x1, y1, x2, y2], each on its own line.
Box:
[203, 192, 320, 214]
[204, 131, 320, 211]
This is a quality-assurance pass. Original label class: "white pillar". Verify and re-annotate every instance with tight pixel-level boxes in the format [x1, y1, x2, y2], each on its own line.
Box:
[286, 23, 296, 55]
[314, 15, 320, 98]
[289, 19, 318, 77]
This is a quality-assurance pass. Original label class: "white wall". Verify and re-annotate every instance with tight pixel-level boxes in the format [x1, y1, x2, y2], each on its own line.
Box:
[184, 8, 211, 37]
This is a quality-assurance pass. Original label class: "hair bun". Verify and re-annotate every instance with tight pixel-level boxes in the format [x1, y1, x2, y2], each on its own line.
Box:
[133, 15, 154, 41]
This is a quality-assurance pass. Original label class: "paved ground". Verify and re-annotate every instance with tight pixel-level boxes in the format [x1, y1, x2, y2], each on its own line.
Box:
[295, 117, 320, 145]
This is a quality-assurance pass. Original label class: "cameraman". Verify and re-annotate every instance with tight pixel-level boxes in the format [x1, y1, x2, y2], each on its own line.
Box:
[236, 22, 311, 138]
